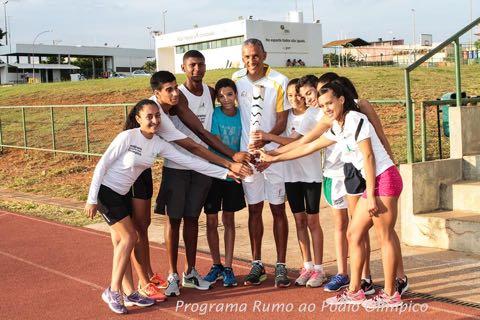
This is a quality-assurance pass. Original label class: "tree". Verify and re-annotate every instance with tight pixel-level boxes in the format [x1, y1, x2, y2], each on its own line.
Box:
[475, 40, 480, 50]
[143, 60, 156, 73]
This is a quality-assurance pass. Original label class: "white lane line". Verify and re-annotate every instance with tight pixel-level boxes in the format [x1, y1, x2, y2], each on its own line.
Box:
[3, 211, 251, 270]
[0, 249, 196, 320]
[428, 305, 480, 319]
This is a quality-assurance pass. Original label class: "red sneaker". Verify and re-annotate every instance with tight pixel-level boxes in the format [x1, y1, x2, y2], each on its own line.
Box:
[150, 273, 168, 289]
[138, 283, 167, 302]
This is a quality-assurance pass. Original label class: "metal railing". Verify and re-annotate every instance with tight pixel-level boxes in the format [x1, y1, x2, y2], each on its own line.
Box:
[0, 103, 132, 157]
[0, 100, 407, 158]
[404, 16, 480, 163]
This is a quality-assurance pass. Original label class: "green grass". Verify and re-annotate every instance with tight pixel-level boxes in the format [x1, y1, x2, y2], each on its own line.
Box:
[0, 200, 103, 226]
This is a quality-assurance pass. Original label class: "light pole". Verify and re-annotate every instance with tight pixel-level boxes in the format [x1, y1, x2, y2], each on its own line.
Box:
[162, 10, 167, 34]
[146, 26, 152, 49]
[411, 8, 416, 62]
[470, 0, 473, 50]
[311, 0, 315, 22]
[2, 1, 7, 45]
[32, 29, 52, 83]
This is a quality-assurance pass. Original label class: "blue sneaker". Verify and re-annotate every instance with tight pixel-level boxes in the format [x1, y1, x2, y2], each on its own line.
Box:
[204, 264, 224, 283]
[101, 287, 128, 314]
[222, 267, 238, 287]
[123, 291, 155, 307]
[324, 274, 350, 292]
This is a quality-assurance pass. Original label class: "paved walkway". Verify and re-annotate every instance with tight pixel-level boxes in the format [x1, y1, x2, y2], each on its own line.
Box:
[1, 188, 480, 307]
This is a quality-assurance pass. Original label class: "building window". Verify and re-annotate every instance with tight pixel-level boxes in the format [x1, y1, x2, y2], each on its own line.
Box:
[175, 36, 244, 54]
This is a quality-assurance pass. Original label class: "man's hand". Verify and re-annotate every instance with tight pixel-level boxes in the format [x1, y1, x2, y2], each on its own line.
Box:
[229, 162, 253, 177]
[255, 161, 271, 173]
[256, 149, 276, 163]
[85, 203, 98, 219]
[248, 140, 267, 152]
[250, 130, 271, 142]
[227, 170, 243, 183]
[232, 151, 251, 165]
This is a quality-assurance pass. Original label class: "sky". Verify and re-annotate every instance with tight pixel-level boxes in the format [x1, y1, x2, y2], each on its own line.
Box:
[2, 0, 479, 49]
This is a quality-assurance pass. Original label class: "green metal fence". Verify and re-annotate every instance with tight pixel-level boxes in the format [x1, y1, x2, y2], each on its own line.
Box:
[0, 101, 408, 159]
[404, 16, 480, 163]
[0, 103, 131, 157]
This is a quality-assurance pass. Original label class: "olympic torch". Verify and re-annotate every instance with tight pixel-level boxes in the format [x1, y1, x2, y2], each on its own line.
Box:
[244, 84, 265, 182]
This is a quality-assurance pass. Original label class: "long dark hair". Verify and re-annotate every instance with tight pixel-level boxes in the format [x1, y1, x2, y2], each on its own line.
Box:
[124, 99, 158, 130]
[318, 80, 359, 119]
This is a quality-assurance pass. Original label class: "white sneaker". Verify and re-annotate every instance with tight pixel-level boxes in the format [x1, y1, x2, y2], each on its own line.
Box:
[182, 268, 212, 290]
[165, 273, 180, 297]
[306, 270, 327, 288]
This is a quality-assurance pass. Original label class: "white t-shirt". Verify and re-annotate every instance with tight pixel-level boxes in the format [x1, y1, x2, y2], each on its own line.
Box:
[87, 128, 227, 204]
[149, 95, 187, 142]
[323, 111, 394, 178]
[163, 83, 214, 170]
[283, 109, 322, 183]
[296, 107, 344, 178]
[233, 65, 291, 152]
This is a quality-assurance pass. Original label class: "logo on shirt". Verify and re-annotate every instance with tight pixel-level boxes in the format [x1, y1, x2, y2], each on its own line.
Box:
[128, 145, 142, 156]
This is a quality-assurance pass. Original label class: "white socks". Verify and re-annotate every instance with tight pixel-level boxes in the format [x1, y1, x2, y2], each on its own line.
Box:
[304, 261, 314, 270]
[314, 264, 324, 273]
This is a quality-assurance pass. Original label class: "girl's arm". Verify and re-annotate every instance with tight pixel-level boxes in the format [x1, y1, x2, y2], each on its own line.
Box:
[259, 135, 336, 163]
[358, 138, 378, 216]
[358, 99, 395, 163]
[272, 116, 331, 155]
[157, 139, 231, 180]
[86, 132, 130, 205]
[251, 130, 300, 147]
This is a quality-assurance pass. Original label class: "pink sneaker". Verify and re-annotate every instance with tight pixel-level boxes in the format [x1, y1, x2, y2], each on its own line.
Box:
[306, 270, 326, 288]
[362, 290, 402, 310]
[325, 289, 366, 305]
[295, 268, 313, 286]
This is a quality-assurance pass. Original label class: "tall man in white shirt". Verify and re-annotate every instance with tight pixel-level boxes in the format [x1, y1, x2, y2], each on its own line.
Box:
[148, 67, 251, 296]
[232, 38, 291, 288]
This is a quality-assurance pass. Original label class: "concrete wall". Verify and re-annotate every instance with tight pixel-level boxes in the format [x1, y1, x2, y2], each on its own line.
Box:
[450, 106, 480, 158]
[172, 45, 242, 74]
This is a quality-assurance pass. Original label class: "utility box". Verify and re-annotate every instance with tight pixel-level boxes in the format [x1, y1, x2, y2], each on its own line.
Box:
[441, 91, 466, 137]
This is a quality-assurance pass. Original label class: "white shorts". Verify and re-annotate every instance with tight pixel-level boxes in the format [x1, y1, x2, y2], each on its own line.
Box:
[323, 176, 348, 209]
[242, 163, 285, 205]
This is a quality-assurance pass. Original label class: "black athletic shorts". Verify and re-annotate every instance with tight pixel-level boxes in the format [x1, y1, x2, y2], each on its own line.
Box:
[154, 167, 212, 219]
[97, 184, 132, 226]
[285, 182, 322, 214]
[204, 178, 246, 214]
[131, 168, 153, 200]
[343, 162, 366, 195]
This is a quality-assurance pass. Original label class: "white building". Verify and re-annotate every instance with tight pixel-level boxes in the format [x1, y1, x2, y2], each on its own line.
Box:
[0, 43, 154, 84]
[155, 12, 323, 73]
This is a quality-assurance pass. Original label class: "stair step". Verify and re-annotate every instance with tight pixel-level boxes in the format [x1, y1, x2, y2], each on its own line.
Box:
[452, 181, 480, 212]
[404, 210, 480, 255]
[463, 155, 480, 180]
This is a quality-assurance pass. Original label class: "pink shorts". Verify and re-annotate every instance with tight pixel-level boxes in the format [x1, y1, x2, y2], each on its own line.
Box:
[362, 166, 403, 198]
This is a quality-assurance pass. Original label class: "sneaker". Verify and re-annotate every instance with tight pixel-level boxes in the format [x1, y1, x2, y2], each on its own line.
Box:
[123, 291, 155, 307]
[362, 290, 403, 310]
[361, 276, 375, 295]
[395, 276, 409, 295]
[101, 287, 128, 314]
[222, 267, 238, 287]
[138, 283, 167, 302]
[274, 264, 291, 288]
[324, 274, 350, 292]
[244, 262, 267, 285]
[324, 289, 366, 306]
[306, 269, 326, 288]
[182, 268, 212, 290]
[165, 273, 180, 297]
[204, 264, 224, 284]
[150, 273, 168, 289]
[295, 268, 313, 286]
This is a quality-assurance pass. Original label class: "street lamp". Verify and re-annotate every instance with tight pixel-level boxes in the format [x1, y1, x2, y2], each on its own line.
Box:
[32, 29, 52, 82]
[3, 1, 8, 46]
[411, 8, 416, 62]
[162, 10, 167, 34]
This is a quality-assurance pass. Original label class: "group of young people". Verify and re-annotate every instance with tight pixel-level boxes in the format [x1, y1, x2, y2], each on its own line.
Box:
[85, 38, 408, 314]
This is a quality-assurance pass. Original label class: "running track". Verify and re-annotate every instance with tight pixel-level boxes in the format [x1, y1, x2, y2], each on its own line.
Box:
[0, 210, 479, 320]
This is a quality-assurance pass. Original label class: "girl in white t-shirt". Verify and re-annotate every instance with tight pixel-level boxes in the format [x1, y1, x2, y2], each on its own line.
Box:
[258, 81, 404, 309]
[84, 100, 234, 314]
[252, 78, 325, 288]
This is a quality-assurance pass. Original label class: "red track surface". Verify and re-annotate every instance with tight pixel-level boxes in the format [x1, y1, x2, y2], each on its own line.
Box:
[0, 210, 479, 320]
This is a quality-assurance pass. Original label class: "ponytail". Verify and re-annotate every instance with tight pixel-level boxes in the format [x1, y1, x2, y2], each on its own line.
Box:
[124, 99, 158, 130]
